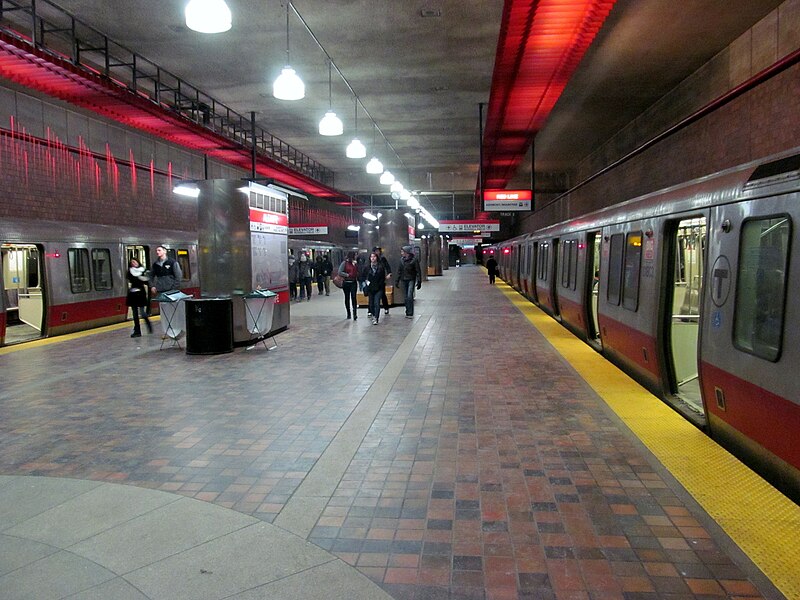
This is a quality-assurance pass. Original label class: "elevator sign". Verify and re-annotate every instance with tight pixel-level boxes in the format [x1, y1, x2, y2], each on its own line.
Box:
[482, 189, 532, 212]
[438, 220, 500, 233]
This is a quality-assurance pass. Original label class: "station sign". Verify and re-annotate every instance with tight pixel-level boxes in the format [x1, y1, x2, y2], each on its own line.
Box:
[250, 208, 288, 234]
[289, 224, 329, 236]
[482, 189, 532, 212]
[439, 219, 500, 233]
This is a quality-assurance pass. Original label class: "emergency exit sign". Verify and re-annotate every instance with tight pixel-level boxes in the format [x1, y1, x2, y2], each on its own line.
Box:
[483, 189, 532, 211]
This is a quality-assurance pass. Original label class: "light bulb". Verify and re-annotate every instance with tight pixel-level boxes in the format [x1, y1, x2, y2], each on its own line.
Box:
[273, 66, 305, 100]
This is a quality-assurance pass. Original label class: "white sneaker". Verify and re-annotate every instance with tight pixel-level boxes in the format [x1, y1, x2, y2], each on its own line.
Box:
[384, 309, 389, 315]
[372, 319, 378, 325]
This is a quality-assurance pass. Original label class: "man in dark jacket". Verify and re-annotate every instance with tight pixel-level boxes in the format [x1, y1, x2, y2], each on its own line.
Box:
[373, 247, 392, 314]
[485, 255, 498, 284]
[150, 245, 182, 296]
[397, 245, 422, 318]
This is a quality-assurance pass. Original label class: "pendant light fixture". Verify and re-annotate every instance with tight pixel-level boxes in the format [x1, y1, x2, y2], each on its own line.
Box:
[272, 2, 304, 100]
[319, 61, 343, 136]
[345, 98, 366, 158]
[185, 0, 232, 33]
[365, 125, 383, 173]
[379, 170, 395, 185]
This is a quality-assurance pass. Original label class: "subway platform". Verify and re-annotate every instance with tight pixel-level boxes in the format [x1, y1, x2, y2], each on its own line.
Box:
[0, 265, 797, 600]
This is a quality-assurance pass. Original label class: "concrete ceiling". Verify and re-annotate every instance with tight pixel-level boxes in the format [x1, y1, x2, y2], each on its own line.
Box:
[21, 0, 786, 220]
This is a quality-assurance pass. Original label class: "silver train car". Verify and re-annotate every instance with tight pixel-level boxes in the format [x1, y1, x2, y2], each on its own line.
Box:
[1, 218, 200, 346]
[496, 149, 800, 503]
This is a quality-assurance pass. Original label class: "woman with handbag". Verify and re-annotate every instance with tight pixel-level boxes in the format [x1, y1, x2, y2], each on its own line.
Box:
[338, 250, 360, 320]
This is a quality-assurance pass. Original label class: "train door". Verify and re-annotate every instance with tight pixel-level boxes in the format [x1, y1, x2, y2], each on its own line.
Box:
[550, 238, 561, 317]
[1, 244, 45, 344]
[126, 245, 150, 269]
[585, 232, 602, 346]
[529, 242, 539, 303]
[663, 217, 706, 413]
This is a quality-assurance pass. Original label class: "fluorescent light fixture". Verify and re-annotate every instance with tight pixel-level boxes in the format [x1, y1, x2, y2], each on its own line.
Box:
[400, 189, 411, 201]
[346, 138, 367, 158]
[347, 224, 361, 231]
[185, 0, 231, 33]
[390, 181, 404, 193]
[418, 222, 425, 229]
[379, 170, 395, 185]
[362, 211, 378, 221]
[273, 67, 305, 100]
[366, 157, 383, 174]
[173, 182, 200, 197]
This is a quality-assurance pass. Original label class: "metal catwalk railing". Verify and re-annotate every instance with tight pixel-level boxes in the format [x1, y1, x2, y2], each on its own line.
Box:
[0, 0, 335, 187]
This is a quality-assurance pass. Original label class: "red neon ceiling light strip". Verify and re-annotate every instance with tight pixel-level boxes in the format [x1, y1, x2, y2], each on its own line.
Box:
[482, 0, 617, 190]
[0, 32, 345, 199]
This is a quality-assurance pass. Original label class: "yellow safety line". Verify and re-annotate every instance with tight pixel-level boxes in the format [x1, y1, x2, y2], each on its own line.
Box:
[496, 280, 800, 599]
[0, 317, 159, 356]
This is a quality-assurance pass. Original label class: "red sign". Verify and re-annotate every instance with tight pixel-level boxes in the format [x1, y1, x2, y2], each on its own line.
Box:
[482, 189, 532, 201]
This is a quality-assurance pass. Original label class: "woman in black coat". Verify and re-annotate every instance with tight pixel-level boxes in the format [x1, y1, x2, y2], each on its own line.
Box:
[126, 258, 152, 337]
[361, 251, 387, 325]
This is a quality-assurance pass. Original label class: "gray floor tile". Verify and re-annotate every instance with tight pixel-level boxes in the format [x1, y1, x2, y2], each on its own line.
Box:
[125, 522, 335, 600]
[5, 483, 178, 548]
[0, 550, 115, 600]
[0, 476, 102, 532]
[227, 559, 394, 600]
[70, 496, 259, 574]
[0, 534, 59, 576]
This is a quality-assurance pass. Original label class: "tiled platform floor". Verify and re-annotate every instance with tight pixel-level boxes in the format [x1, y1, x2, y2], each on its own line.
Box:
[0, 265, 780, 599]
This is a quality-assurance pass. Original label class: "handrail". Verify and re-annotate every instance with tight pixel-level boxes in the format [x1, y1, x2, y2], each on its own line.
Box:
[0, 0, 335, 186]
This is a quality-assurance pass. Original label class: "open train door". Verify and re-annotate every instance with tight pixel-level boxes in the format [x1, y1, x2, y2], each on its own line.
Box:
[662, 216, 707, 419]
[1, 244, 45, 345]
[585, 231, 602, 348]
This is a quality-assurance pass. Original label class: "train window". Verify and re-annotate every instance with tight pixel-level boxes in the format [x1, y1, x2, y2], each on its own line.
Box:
[166, 248, 177, 261]
[177, 249, 191, 280]
[607, 234, 624, 305]
[733, 216, 791, 362]
[538, 243, 549, 281]
[623, 232, 643, 311]
[68, 248, 91, 293]
[91, 248, 113, 291]
[561, 239, 578, 289]
[27, 247, 40, 288]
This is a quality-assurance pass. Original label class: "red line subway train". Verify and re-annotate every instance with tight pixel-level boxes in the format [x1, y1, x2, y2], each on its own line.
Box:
[0, 219, 201, 346]
[490, 149, 799, 503]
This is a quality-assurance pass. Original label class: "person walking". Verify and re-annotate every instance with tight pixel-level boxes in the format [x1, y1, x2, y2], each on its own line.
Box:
[126, 258, 152, 337]
[288, 253, 298, 301]
[320, 252, 333, 296]
[298, 251, 313, 301]
[361, 251, 387, 325]
[149, 245, 182, 298]
[338, 250, 360, 320]
[374, 246, 392, 315]
[486, 255, 498, 285]
[315, 254, 325, 295]
[397, 245, 422, 318]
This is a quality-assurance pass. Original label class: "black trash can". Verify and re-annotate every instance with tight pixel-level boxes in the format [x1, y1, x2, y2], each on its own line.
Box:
[185, 298, 234, 355]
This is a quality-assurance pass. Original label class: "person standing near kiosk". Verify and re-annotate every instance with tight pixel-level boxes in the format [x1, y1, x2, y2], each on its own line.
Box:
[150, 245, 183, 297]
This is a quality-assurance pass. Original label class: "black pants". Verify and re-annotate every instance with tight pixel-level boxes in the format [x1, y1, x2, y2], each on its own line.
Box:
[131, 305, 152, 333]
[489, 273, 496, 284]
[343, 281, 358, 318]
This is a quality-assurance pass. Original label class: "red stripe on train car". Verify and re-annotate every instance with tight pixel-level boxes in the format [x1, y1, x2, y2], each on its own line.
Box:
[49, 297, 127, 325]
[701, 361, 800, 470]
[558, 295, 584, 330]
[598, 314, 660, 380]
[0, 311, 6, 342]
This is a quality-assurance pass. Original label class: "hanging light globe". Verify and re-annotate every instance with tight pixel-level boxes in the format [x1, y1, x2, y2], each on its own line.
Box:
[379, 170, 395, 185]
[273, 66, 305, 100]
[319, 110, 343, 136]
[366, 157, 383, 174]
[185, 0, 232, 33]
[346, 138, 367, 158]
